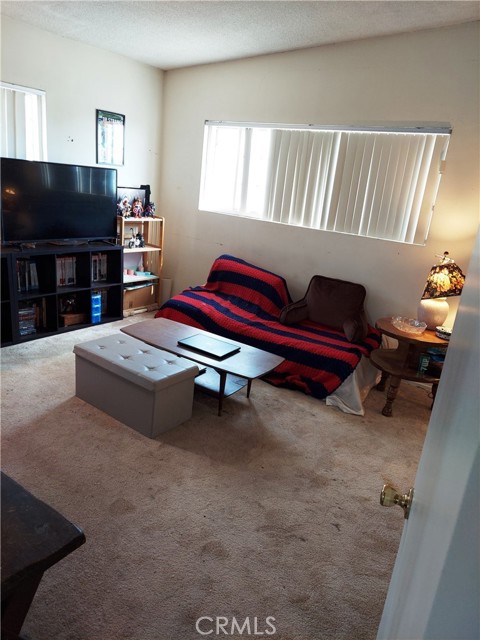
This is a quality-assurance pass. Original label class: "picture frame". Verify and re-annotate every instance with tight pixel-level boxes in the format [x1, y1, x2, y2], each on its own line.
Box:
[96, 109, 125, 166]
[117, 186, 147, 218]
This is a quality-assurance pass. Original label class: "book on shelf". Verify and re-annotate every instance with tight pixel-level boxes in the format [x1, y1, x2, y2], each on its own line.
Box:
[91, 253, 108, 282]
[16, 259, 39, 293]
[56, 256, 77, 287]
[18, 299, 47, 334]
[18, 305, 37, 335]
[18, 308, 36, 335]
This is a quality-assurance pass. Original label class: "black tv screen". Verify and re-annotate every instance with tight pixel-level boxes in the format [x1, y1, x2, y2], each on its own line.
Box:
[1, 157, 117, 245]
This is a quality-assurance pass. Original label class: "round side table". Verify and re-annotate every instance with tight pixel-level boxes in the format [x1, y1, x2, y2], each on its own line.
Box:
[371, 317, 448, 417]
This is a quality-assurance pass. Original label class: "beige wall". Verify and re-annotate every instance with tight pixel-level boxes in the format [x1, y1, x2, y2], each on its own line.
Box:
[1, 15, 164, 193]
[2, 17, 478, 325]
[160, 22, 479, 324]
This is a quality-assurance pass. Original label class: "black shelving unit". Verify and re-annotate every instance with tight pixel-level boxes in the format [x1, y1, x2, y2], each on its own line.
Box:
[1, 243, 123, 346]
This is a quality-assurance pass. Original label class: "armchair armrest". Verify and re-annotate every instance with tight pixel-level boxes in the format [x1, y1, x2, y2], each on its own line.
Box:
[279, 300, 308, 325]
[343, 311, 368, 343]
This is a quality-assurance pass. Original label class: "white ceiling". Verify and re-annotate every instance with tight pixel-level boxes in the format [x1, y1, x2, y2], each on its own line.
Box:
[1, 1, 479, 70]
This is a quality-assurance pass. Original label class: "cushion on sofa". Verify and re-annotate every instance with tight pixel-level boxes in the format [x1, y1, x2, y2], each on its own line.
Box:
[280, 275, 368, 342]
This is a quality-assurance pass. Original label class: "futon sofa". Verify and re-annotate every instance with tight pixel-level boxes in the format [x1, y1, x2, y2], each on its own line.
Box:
[155, 254, 381, 411]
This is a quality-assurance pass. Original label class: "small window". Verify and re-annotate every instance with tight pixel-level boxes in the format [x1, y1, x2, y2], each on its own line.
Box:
[1, 82, 47, 160]
[199, 122, 451, 245]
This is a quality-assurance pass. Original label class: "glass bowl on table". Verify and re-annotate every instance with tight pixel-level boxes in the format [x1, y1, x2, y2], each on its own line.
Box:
[391, 316, 427, 335]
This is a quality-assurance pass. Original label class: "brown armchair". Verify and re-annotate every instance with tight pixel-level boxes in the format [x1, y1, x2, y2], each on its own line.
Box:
[279, 275, 368, 343]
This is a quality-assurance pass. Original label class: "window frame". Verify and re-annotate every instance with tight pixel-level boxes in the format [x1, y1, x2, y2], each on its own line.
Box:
[199, 121, 451, 246]
[1, 81, 47, 161]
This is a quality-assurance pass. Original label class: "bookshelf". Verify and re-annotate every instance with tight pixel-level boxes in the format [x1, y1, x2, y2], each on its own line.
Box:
[1, 255, 13, 345]
[1, 243, 123, 346]
[117, 215, 164, 315]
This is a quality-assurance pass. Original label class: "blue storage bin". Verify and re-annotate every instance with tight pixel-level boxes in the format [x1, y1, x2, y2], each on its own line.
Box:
[91, 293, 102, 324]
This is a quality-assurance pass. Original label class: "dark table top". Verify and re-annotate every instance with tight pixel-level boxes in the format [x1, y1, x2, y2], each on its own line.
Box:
[1, 472, 86, 598]
[121, 317, 284, 380]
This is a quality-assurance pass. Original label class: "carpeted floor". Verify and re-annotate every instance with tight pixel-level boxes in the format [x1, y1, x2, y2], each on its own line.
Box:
[1, 313, 432, 640]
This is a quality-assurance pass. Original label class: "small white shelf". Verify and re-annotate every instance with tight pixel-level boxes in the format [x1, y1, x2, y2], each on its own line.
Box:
[121, 216, 163, 223]
[123, 273, 159, 285]
[123, 244, 162, 253]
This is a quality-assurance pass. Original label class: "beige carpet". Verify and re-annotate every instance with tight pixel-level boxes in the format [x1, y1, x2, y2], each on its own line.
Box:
[1, 313, 432, 640]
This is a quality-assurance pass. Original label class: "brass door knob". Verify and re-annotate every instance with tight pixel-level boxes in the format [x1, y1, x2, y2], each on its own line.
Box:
[380, 484, 414, 519]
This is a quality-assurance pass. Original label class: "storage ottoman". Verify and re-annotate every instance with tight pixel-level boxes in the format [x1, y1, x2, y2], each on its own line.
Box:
[73, 333, 200, 438]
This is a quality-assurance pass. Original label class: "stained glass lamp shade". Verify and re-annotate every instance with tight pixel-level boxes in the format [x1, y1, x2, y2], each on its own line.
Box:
[417, 252, 465, 329]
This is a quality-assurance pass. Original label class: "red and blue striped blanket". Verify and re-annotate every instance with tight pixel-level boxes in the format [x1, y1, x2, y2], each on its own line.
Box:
[155, 254, 381, 399]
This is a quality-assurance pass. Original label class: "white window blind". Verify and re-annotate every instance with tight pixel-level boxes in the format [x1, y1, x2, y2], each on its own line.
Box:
[1, 82, 47, 160]
[199, 122, 451, 245]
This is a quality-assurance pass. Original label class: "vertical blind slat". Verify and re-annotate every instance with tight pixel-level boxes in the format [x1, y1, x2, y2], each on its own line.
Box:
[199, 123, 450, 245]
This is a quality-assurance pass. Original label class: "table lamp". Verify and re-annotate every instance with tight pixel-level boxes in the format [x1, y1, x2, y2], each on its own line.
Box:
[417, 251, 465, 329]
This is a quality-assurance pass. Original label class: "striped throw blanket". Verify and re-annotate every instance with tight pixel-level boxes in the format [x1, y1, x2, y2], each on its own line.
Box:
[155, 254, 381, 399]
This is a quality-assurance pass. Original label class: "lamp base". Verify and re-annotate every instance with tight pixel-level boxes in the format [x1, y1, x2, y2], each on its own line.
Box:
[417, 298, 449, 330]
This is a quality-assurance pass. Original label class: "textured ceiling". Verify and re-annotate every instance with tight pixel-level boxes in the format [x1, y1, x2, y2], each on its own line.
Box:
[1, 1, 479, 70]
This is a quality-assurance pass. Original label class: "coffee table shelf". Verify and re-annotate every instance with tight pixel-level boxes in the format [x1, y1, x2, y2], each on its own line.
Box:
[195, 368, 249, 398]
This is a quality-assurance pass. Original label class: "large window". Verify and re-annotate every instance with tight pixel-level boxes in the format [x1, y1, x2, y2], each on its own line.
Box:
[199, 122, 451, 245]
[1, 82, 47, 160]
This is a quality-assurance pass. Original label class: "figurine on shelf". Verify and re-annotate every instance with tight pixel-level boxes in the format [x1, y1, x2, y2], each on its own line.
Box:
[128, 228, 145, 248]
[144, 201, 156, 217]
[62, 296, 77, 313]
[128, 228, 136, 248]
[118, 195, 132, 218]
[132, 198, 144, 218]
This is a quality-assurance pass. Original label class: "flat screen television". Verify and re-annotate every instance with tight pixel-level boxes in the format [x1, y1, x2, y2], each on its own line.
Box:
[1, 157, 118, 245]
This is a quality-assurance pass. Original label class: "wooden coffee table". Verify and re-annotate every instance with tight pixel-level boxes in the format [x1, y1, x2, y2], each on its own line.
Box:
[122, 318, 284, 415]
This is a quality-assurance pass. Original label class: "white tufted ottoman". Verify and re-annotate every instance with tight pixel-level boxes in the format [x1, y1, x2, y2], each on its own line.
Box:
[73, 333, 201, 438]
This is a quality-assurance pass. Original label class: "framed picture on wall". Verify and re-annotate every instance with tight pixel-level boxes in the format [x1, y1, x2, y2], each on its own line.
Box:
[96, 109, 125, 166]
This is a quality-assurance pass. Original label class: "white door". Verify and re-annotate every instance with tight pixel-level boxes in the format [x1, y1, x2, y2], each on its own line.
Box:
[377, 230, 480, 640]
